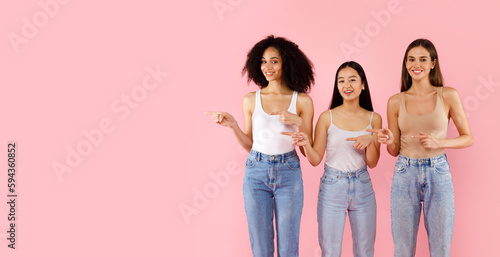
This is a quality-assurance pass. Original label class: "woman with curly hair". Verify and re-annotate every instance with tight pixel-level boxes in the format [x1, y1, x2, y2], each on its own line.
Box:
[205, 35, 315, 257]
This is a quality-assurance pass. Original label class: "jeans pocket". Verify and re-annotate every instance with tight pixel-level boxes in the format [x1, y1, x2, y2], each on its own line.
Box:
[285, 157, 301, 170]
[320, 172, 339, 184]
[245, 156, 257, 168]
[358, 172, 372, 184]
[433, 161, 451, 174]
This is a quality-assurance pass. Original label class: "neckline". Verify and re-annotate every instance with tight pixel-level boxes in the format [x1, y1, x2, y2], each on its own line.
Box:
[258, 90, 295, 116]
[329, 110, 373, 132]
[402, 88, 440, 117]
[330, 121, 372, 133]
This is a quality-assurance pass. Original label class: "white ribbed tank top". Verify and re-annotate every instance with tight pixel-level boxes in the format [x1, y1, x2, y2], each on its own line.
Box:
[324, 110, 373, 172]
[252, 90, 298, 155]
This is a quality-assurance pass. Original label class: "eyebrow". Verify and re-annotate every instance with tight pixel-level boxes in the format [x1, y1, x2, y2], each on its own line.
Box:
[338, 75, 357, 79]
[262, 57, 279, 59]
[407, 55, 429, 58]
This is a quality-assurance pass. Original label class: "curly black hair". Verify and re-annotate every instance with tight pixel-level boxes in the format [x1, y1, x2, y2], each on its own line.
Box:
[242, 35, 314, 93]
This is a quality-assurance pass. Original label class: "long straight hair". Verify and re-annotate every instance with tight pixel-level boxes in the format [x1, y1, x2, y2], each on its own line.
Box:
[401, 39, 443, 92]
[329, 61, 373, 111]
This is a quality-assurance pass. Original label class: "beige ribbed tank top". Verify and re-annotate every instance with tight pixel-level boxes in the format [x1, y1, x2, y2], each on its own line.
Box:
[398, 87, 449, 158]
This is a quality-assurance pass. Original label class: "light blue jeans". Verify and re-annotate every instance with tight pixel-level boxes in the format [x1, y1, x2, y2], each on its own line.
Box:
[391, 154, 454, 257]
[317, 165, 376, 257]
[243, 149, 304, 257]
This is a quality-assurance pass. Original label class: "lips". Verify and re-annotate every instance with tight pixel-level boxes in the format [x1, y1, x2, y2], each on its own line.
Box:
[412, 70, 423, 75]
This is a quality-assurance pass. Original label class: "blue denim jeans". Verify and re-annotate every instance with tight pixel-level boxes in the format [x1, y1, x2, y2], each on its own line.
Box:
[243, 149, 304, 257]
[391, 154, 454, 257]
[317, 165, 376, 257]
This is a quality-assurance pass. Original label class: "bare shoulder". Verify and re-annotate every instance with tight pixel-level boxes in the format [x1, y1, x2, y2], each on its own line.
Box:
[442, 86, 461, 100]
[317, 109, 332, 128]
[371, 111, 382, 128]
[242, 92, 256, 111]
[297, 92, 313, 106]
[243, 92, 256, 103]
[388, 93, 400, 105]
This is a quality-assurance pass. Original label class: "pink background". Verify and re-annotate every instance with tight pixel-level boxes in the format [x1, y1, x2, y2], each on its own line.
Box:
[1, 0, 499, 256]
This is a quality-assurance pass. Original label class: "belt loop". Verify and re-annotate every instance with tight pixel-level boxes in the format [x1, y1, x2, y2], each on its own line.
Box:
[281, 153, 285, 163]
[257, 152, 261, 162]
[406, 156, 410, 166]
[337, 169, 341, 179]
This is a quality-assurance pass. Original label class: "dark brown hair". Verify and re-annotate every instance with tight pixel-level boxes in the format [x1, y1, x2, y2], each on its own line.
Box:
[401, 39, 443, 92]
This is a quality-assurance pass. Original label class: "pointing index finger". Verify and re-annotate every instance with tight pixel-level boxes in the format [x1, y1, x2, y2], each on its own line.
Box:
[203, 111, 222, 115]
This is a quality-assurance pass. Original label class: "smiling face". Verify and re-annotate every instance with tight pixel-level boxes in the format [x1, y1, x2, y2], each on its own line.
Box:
[261, 47, 282, 82]
[405, 46, 436, 82]
[337, 67, 364, 101]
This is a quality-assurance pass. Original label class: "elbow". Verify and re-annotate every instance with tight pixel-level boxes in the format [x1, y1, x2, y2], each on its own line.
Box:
[467, 135, 474, 147]
[366, 159, 379, 169]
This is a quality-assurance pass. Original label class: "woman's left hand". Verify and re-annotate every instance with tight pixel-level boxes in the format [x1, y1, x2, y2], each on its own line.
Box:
[346, 134, 373, 150]
[269, 111, 303, 128]
[412, 132, 444, 149]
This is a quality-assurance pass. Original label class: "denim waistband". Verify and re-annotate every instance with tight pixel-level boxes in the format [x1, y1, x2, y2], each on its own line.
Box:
[249, 149, 298, 163]
[324, 164, 368, 178]
[398, 153, 448, 166]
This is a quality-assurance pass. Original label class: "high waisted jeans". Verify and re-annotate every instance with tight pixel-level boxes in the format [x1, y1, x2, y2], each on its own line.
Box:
[243, 149, 304, 257]
[317, 165, 376, 257]
[391, 154, 454, 257]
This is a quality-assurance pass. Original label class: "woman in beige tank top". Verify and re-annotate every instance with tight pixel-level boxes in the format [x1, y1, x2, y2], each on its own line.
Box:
[370, 39, 473, 257]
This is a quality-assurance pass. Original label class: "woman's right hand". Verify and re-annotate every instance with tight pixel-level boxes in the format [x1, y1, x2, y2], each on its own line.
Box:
[366, 127, 394, 145]
[204, 111, 237, 129]
[281, 131, 309, 147]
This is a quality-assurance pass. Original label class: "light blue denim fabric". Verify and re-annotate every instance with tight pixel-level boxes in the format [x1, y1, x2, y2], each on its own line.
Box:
[317, 165, 376, 257]
[243, 149, 303, 257]
[391, 154, 454, 257]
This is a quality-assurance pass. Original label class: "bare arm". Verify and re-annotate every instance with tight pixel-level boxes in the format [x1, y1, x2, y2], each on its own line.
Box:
[365, 112, 382, 168]
[386, 95, 401, 156]
[368, 94, 400, 157]
[296, 93, 314, 156]
[204, 93, 254, 153]
[282, 110, 329, 166]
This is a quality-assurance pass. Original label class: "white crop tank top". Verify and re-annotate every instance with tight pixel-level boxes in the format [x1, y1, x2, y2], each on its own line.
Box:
[324, 110, 373, 172]
[252, 90, 298, 155]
